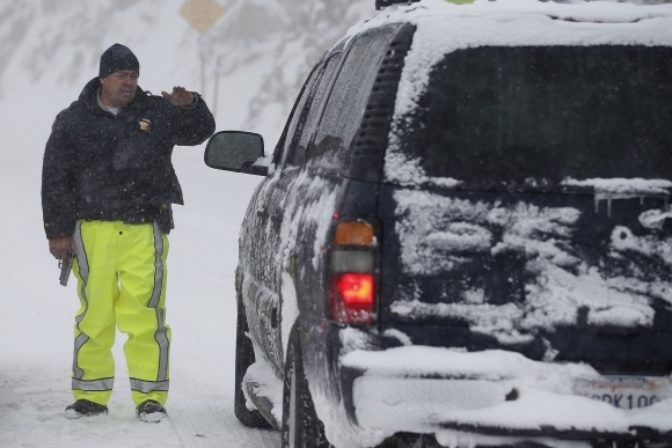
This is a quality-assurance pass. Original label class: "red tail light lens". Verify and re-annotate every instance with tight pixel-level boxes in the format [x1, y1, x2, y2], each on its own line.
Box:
[329, 219, 377, 325]
[337, 273, 374, 304]
[331, 273, 375, 325]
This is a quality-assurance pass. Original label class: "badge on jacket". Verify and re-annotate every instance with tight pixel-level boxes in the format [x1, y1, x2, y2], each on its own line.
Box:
[138, 118, 152, 132]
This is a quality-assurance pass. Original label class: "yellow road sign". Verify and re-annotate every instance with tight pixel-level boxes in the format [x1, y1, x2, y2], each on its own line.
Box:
[180, 0, 224, 34]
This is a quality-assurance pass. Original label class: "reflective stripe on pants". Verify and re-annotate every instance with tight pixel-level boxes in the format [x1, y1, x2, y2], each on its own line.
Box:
[71, 220, 171, 406]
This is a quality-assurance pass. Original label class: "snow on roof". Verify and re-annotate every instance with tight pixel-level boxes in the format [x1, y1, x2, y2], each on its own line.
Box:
[344, 0, 672, 186]
[391, 0, 672, 118]
[352, 0, 672, 43]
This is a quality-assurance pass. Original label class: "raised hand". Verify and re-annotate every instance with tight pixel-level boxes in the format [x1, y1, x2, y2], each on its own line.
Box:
[161, 86, 194, 107]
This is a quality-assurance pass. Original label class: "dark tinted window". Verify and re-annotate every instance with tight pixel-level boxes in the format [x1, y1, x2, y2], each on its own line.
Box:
[396, 46, 672, 189]
[310, 26, 399, 166]
[290, 52, 343, 166]
[274, 64, 321, 167]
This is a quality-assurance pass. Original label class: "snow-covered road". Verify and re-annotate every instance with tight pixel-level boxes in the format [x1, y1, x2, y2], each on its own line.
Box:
[0, 2, 374, 446]
[0, 362, 278, 448]
[0, 133, 279, 447]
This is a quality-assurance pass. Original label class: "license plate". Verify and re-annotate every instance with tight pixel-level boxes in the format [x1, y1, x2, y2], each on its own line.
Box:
[574, 376, 672, 410]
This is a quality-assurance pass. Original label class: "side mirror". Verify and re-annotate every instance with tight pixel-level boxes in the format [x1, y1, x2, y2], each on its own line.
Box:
[204, 131, 268, 176]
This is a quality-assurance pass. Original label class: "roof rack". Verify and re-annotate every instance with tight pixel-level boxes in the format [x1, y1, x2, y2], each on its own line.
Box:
[375, 0, 421, 10]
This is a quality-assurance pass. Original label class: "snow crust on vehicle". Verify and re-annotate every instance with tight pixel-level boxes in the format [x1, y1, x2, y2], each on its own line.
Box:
[280, 271, 299, 375]
[563, 178, 672, 218]
[240, 274, 299, 426]
[243, 353, 284, 425]
[392, 187, 672, 343]
[344, 0, 672, 186]
[240, 167, 339, 356]
[275, 167, 340, 357]
[306, 328, 391, 448]
[342, 347, 672, 442]
[344, 346, 595, 380]
[282, 3, 672, 446]
[562, 178, 672, 197]
[437, 432, 590, 448]
[238, 168, 343, 429]
[276, 170, 339, 273]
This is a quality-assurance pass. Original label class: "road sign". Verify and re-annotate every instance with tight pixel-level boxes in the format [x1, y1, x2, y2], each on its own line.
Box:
[180, 0, 224, 34]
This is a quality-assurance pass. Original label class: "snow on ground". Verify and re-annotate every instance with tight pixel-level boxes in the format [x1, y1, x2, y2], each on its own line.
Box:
[0, 8, 281, 448]
[0, 0, 374, 446]
[3, 1, 672, 447]
[0, 85, 280, 447]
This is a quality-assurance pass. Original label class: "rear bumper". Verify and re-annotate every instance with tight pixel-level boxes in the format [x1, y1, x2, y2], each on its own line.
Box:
[340, 347, 672, 446]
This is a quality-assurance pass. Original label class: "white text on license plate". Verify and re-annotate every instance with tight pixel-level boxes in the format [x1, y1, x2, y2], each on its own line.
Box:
[574, 376, 672, 410]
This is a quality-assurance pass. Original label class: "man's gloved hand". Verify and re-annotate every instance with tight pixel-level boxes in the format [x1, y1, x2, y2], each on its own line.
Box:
[161, 86, 194, 107]
[49, 236, 75, 260]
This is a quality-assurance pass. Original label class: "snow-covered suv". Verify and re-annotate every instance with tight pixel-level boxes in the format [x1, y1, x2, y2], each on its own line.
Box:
[205, 1, 672, 447]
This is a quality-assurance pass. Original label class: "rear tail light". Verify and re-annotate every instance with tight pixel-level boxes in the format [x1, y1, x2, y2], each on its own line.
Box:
[332, 273, 375, 324]
[335, 221, 376, 246]
[329, 220, 377, 325]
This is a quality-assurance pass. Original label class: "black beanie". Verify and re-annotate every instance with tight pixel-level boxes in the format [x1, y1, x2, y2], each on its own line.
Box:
[99, 43, 140, 78]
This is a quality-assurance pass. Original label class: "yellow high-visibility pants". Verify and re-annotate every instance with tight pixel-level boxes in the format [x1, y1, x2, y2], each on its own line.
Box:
[71, 220, 171, 406]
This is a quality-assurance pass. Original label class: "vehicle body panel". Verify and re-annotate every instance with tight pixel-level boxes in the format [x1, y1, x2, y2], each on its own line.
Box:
[212, 2, 672, 447]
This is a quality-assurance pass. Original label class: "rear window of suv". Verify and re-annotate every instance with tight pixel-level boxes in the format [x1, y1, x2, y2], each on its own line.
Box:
[394, 46, 672, 190]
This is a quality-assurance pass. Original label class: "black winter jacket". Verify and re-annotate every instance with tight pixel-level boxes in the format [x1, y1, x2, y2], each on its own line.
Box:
[42, 78, 215, 239]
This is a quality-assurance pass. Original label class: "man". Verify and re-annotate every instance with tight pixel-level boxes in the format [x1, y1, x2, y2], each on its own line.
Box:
[41, 43, 215, 422]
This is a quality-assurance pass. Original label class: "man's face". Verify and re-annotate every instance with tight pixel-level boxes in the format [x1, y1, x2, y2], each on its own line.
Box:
[100, 70, 138, 107]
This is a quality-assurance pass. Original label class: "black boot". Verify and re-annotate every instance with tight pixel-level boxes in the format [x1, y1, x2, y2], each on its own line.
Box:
[64, 399, 109, 419]
[136, 400, 167, 423]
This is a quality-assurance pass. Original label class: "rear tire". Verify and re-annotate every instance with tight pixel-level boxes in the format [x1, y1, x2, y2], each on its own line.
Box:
[281, 329, 332, 448]
[234, 290, 271, 428]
